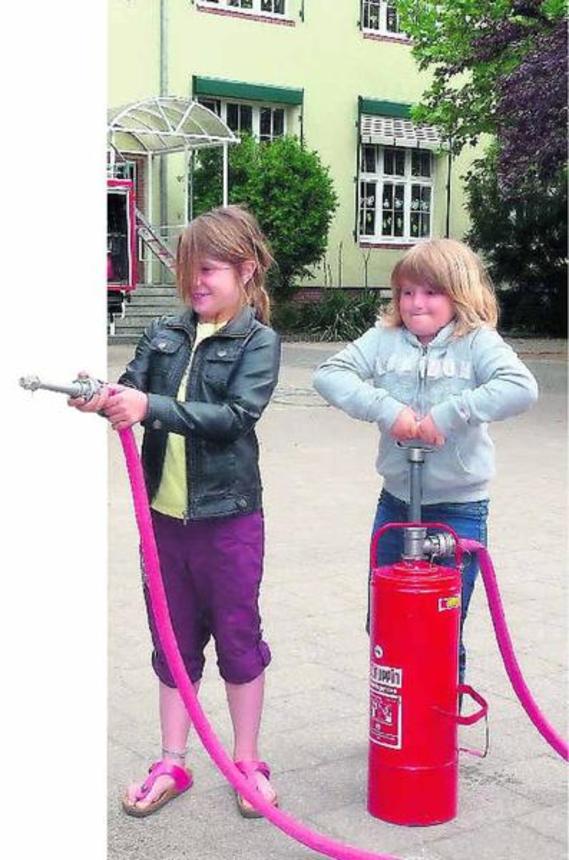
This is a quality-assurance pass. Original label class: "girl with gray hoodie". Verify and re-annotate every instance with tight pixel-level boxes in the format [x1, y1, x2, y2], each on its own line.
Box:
[313, 239, 538, 682]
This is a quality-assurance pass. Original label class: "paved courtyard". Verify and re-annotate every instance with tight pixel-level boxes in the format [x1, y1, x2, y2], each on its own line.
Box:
[108, 339, 567, 860]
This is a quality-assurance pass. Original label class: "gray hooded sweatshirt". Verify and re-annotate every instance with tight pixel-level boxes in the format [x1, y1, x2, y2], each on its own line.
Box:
[313, 321, 538, 504]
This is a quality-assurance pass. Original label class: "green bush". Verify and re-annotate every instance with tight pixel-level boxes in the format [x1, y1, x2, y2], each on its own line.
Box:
[192, 135, 338, 292]
[272, 290, 387, 341]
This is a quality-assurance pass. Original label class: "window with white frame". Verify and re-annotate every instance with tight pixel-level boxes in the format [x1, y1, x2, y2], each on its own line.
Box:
[198, 97, 286, 142]
[259, 105, 285, 140]
[198, 0, 287, 16]
[107, 153, 137, 183]
[361, 1, 402, 35]
[359, 144, 433, 242]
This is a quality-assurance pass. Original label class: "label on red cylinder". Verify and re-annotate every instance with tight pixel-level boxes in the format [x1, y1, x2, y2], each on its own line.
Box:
[371, 663, 403, 688]
[370, 687, 402, 749]
[438, 595, 461, 612]
[370, 662, 403, 748]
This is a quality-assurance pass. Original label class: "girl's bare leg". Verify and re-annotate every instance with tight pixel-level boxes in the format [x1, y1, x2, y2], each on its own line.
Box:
[225, 672, 276, 804]
[123, 680, 198, 811]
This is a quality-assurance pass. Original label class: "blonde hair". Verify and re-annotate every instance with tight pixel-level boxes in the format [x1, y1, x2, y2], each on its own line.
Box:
[176, 204, 274, 324]
[382, 239, 498, 337]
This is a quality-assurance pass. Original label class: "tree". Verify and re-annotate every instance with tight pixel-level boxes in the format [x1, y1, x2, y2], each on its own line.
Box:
[396, 0, 567, 190]
[465, 147, 567, 334]
[494, 12, 566, 194]
[192, 135, 338, 291]
[396, 0, 567, 333]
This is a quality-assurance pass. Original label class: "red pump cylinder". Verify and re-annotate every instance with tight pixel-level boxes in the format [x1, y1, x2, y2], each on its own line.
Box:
[368, 523, 464, 826]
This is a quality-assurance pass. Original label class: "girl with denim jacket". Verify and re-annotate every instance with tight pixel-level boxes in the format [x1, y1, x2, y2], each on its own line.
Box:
[313, 239, 538, 683]
[69, 206, 280, 818]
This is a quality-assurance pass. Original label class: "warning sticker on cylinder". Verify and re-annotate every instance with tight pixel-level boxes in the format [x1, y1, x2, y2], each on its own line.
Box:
[370, 663, 403, 689]
[370, 689, 402, 749]
[438, 595, 461, 612]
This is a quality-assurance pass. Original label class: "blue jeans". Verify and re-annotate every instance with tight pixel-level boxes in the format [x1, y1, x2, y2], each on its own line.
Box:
[369, 489, 489, 683]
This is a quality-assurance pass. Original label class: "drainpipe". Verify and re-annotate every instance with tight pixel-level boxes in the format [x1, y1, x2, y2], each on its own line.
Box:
[445, 138, 452, 238]
[354, 97, 362, 243]
[159, 0, 168, 233]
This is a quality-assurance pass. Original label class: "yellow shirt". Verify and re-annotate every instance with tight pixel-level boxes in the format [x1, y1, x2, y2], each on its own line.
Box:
[151, 322, 224, 519]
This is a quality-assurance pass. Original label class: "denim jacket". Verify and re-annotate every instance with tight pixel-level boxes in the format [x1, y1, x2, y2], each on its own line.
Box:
[119, 305, 281, 520]
[313, 321, 538, 504]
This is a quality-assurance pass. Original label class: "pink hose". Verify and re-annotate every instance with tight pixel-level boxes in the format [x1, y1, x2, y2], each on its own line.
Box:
[119, 427, 399, 860]
[459, 539, 568, 761]
[119, 426, 567, 859]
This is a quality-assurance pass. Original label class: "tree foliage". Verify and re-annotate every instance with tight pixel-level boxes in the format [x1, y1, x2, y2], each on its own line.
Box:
[396, 0, 567, 192]
[465, 147, 567, 334]
[192, 135, 338, 291]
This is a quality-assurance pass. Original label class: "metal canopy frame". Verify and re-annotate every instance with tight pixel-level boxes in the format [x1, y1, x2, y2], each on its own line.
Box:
[107, 97, 240, 284]
[107, 96, 239, 154]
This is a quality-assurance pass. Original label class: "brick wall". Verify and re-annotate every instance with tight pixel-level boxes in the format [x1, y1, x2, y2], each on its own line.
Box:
[131, 156, 147, 215]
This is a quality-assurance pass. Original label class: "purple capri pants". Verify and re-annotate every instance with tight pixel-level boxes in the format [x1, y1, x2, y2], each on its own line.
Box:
[141, 509, 271, 686]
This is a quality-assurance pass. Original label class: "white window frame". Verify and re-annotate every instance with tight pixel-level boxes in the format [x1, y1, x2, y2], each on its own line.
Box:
[361, 1, 403, 37]
[198, 97, 287, 142]
[258, 104, 286, 141]
[197, 0, 288, 18]
[358, 144, 435, 244]
[107, 152, 137, 184]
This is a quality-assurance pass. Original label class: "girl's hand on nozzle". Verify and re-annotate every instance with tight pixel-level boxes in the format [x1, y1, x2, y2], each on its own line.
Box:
[390, 406, 420, 442]
[416, 414, 445, 447]
[104, 387, 149, 432]
[67, 371, 112, 414]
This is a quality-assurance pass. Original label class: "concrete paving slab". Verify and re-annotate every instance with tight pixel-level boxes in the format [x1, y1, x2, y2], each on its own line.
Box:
[516, 802, 569, 842]
[431, 818, 566, 860]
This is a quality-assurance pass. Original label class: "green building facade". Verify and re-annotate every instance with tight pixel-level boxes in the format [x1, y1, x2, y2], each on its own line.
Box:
[109, 0, 478, 288]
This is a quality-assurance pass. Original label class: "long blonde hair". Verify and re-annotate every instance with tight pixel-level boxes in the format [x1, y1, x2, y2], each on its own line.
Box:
[382, 239, 499, 336]
[176, 204, 274, 324]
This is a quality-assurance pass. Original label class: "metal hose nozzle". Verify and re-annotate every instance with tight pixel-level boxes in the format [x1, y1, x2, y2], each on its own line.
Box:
[19, 374, 102, 402]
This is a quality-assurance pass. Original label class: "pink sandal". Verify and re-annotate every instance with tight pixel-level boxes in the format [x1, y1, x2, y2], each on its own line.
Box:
[122, 760, 193, 818]
[234, 760, 278, 819]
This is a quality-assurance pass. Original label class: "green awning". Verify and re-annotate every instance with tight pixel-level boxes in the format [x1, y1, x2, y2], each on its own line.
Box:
[193, 75, 304, 106]
[359, 98, 412, 119]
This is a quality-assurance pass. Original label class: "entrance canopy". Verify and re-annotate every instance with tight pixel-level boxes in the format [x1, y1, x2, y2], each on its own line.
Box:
[107, 96, 239, 155]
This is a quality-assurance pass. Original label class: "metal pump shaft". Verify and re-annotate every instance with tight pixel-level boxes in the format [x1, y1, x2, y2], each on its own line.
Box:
[401, 444, 456, 561]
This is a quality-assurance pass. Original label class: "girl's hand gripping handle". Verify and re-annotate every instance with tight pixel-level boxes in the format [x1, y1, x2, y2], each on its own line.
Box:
[62, 373, 147, 431]
[65, 371, 112, 413]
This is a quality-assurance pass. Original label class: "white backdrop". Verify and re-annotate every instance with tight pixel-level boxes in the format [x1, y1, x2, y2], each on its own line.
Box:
[3, 3, 106, 857]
